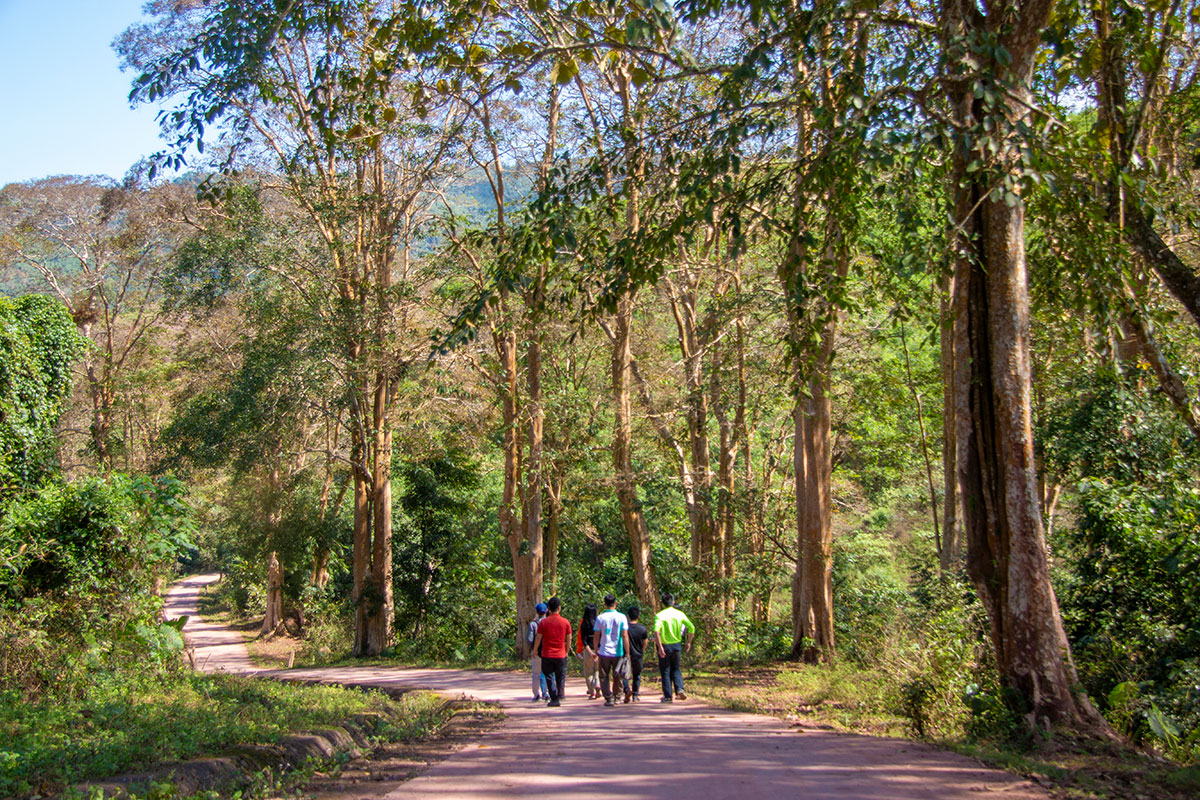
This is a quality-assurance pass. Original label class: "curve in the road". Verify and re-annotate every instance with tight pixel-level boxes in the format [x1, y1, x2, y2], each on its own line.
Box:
[168, 575, 1046, 799]
[164, 573, 256, 673]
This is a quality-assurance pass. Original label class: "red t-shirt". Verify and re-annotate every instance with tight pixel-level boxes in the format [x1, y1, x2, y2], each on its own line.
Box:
[537, 612, 572, 659]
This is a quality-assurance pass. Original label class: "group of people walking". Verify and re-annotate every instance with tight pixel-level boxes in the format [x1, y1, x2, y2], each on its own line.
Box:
[527, 592, 695, 708]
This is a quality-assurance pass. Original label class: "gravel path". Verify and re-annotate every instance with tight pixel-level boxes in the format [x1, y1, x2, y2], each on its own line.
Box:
[169, 574, 1047, 799]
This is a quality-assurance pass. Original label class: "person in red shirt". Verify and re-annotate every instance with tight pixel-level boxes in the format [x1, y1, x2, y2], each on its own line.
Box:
[532, 596, 572, 707]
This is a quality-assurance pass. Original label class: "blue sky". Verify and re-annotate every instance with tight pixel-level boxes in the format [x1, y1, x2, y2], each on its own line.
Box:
[0, 0, 168, 186]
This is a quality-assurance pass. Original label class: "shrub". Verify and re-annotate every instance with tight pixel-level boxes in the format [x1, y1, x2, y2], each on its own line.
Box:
[0, 474, 196, 698]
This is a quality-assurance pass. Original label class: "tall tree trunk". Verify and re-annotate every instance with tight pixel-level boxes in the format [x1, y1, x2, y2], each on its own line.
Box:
[351, 405, 373, 655]
[663, 275, 719, 584]
[943, 0, 1110, 732]
[715, 398, 736, 613]
[612, 290, 659, 611]
[495, 307, 536, 659]
[262, 550, 284, 636]
[780, 21, 840, 664]
[940, 275, 961, 569]
[546, 475, 562, 595]
[611, 65, 658, 612]
[788, 235, 844, 663]
[711, 317, 739, 614]
[516, 86, 557, 645]
[522, 292, 545, 645]
[365, 373, 394, 653]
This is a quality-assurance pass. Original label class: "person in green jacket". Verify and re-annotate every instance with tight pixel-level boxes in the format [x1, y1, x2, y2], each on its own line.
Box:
[652, 592, 695, 702]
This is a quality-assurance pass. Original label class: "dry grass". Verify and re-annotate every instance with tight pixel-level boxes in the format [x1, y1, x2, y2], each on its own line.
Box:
[687, 662, 907, 736]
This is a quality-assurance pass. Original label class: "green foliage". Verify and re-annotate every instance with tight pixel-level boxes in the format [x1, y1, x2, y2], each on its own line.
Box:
[831, 528, 909, 663]
[1039, 367, 1195, 486]
[0, 473, 196, 697]
[826, 529, 1016, 744]
[0, 294, 86, 498]
[391, 450, 511, 661]
[1059, 480, 1200, 751]
[0, 670, 438, 798]
[1038, 366, 1200, 758]
[164, 186, 270, 310]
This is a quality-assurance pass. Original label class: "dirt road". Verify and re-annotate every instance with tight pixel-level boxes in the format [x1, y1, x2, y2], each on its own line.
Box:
[164, 573, 257, 673]
[169, 575, 1047, 799]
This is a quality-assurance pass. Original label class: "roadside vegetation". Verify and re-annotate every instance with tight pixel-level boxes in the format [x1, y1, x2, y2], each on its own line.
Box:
[1, 673, 446, 798]
[3, 0, 1200, 796]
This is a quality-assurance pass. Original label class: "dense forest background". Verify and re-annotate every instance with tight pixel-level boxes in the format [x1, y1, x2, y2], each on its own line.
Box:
[2, 0, 1199, 768]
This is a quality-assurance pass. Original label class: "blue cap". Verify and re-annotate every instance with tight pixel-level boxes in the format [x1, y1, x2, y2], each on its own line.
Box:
[535, 602, 548, 614]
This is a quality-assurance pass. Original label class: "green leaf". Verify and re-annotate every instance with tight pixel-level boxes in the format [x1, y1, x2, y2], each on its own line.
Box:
[549, 59, 578, 86]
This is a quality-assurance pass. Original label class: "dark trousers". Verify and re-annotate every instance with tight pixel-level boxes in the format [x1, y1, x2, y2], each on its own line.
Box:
[629, 654, 643, 694]
[598, 654, 622, 700]
[541, 656, 567, 701]
[660, 643, 684, 697]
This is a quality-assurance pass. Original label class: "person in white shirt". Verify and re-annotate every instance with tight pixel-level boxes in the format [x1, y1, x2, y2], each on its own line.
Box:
[592, 593, 631, 706]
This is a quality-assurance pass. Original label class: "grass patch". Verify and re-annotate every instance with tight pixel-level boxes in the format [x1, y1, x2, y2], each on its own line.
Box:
[688, 661, 907, 735]
[0, 670, 444, 798]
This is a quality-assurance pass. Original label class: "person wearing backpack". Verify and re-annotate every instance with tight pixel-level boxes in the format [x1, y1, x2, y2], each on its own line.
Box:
[527, 602, 548, 701]
[532, 596, 572, 707]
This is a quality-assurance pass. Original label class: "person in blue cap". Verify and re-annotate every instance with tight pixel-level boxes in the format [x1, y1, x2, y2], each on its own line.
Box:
[528, 602, 549, 700]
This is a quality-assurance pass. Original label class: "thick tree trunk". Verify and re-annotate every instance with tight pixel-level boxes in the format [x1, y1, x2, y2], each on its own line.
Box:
[789, 307, 838, 663]
[943, 0, 1110, 731]
[351, 420, 373, 655]
[352, 385, 395, 656]
[350, 357, 395, 656]
[954, 186, 1102, 728]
